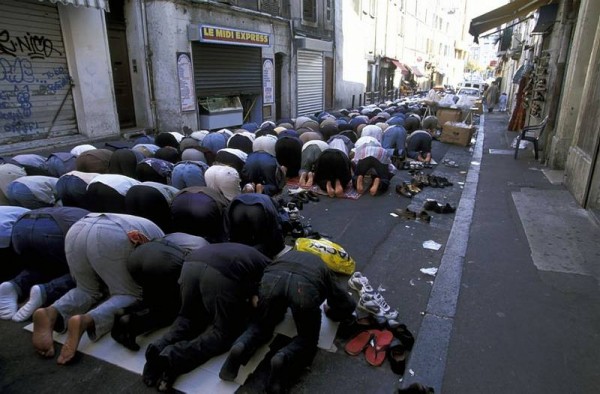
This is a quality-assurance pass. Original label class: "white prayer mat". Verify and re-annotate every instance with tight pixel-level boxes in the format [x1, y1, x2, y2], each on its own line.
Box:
[24, 306, 338, 394]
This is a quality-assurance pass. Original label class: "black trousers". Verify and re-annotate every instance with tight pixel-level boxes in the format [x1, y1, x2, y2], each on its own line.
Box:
[85, 182, 127, 213]
[232, 270, 322, 374]
[314, 149, 352, 191]
[124, 239, 185, 330]
[170, 191, 224, 242]
[147, 262, 251, 375]
[125, 185, 173, 232]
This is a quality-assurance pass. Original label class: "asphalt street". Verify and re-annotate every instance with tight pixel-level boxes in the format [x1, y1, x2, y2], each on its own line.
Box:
[1, 112, 599, 394]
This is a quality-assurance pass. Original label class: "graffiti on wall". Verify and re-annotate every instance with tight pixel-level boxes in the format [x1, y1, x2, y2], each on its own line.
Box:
[0, 28, 69, 135]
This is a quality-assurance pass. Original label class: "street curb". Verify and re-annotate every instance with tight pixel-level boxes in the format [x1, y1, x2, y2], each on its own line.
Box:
[401, 116, 485, 392]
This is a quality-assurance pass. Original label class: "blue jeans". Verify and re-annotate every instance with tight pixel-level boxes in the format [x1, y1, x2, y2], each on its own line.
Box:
[56, 175, 88, 208]
[46, 153, 76, 178]
[171, 161, 208, 189]
[7, 182, 54, 209]
[232, 270, 322, 372]
[10, 215, 73, 303]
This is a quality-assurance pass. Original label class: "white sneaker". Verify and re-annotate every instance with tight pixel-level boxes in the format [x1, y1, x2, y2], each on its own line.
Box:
[358, 292, 399, 321]
[348, 272, 374, 294]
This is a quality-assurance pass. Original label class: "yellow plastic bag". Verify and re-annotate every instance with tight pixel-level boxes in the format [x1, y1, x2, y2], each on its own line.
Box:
[294, 238, 355, 275]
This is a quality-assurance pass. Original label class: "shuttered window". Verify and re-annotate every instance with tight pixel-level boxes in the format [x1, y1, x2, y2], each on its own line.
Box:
[0, 0, 77, 143]
[192, 42, 262, 98]
[297, 50, 323, 116]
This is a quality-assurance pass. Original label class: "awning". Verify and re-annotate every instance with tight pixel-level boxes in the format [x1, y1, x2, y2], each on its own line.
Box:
[390, 60, 412, 76]
[469, 0, 554, 43]
[532, 4, 559, 33]
[39, 0, 110, 11]
[411, 65, 425, 78]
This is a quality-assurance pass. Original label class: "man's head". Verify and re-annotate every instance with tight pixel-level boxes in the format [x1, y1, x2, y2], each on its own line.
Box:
[422, 116, 440, 133]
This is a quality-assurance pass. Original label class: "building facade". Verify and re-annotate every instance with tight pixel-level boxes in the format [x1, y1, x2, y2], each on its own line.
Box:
[472, 0, 600, 214]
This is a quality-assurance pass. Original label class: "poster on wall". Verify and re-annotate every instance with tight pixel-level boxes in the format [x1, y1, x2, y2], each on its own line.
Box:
[177, 52, 196, 112]
[262, 58, 274, 104]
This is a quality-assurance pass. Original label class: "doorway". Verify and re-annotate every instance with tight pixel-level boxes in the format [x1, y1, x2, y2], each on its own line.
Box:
[106, 0, 136, 128]
[325, 56, 334, 110]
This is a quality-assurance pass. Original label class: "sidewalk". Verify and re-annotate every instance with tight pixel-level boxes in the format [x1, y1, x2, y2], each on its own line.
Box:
[405, 112, 600, 393]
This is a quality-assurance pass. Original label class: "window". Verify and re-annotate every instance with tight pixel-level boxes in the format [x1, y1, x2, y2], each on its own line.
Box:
[325, 0, 332, 23]
[303, 0, 316, 23]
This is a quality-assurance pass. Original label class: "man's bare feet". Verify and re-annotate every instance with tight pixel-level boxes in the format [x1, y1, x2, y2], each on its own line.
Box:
[326, 181, 335, 198]
[256, 183, 264, 194]
[335, 180, 345, 198]
[306, 172, 314, 188]
[57, 314, 94, 365]
[356, 175, 364, 194]
[33, 307, 58, 358]
[369, 177, 380, 196]
[299, 172, 307, 187]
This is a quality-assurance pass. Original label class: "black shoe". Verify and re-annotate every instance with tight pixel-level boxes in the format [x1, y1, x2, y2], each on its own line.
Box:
[440, 203, 456, 213]
[398, 383, 435, 393]
[219, 342, 245, 381]
[111, 314, 140, 351]
[396, 208, 417, 220]
[306, 190, 320, 202]
[423, 200, 438, 211]
[428, 176, 439, 188]
[417, 210, 431, 223]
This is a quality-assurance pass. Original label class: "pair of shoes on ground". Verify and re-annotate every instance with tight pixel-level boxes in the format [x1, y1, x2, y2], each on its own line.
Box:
[348, 272, 400, 322]
[395, 208, 430, 223]
[395, 182, 420, 198]
[427, 175, 453, 188]
[288, 189, 320, 203]
[423, 199, 456, 214]
[344, 329, 394, 366]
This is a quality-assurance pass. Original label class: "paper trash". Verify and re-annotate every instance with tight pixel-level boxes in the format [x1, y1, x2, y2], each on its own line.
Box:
[422, 240, 442, 250]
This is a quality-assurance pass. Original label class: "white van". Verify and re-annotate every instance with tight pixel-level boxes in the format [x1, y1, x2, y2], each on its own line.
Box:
[458, 81, 485, 94]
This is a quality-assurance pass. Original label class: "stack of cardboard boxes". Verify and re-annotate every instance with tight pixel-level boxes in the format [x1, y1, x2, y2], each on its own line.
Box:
[435, 108, 475, 146]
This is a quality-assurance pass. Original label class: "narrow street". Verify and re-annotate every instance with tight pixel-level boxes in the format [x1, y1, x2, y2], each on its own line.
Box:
[2, 112, 598, 393]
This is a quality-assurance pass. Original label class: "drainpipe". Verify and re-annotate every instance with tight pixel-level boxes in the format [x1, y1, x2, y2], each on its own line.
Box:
[140, 0, 159, 134]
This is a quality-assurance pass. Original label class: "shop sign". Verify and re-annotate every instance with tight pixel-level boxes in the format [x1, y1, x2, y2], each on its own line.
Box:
[194, 24, 271, 47]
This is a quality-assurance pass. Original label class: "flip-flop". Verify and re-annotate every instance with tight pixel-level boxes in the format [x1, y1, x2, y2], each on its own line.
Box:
[364, 329, 394, 366]
[344, 330, 378, 356]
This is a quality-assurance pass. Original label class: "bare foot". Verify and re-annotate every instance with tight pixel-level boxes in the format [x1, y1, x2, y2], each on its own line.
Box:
[335, 180, 345, 198]
[369, 177, 380, 196]
[32, 307, 57, 358]
[326, 181, 335, 198]
[255, 183, 264, 194]
[299, 172, 307, 187]
[57, 314, 93, 365]
[356, 175, 364, 194]
[306, 172, 314, 188]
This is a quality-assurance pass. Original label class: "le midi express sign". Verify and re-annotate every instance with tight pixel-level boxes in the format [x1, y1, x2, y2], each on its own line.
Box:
[199, 25, 270, 47]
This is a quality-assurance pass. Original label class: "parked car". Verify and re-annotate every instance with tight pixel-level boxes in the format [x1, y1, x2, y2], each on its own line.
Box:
[455, 87, 482, 108]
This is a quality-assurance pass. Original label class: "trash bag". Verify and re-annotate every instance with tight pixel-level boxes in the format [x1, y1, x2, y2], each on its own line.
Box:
[294, 237, 356, 275]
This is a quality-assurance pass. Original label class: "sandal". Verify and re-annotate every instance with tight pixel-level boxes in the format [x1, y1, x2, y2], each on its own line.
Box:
[345, 330, 377, 356]
[364, 329, 394, 366]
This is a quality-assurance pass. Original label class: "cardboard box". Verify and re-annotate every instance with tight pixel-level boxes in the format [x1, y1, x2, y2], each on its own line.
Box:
[441, 122, 476, 146]
[436, 108, 462, 126]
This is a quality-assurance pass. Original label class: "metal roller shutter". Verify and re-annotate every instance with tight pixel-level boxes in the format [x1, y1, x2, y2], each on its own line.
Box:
[192, 42, 262, 97]
[0, 0, 78, 143]
[297, 50, 323, 116]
